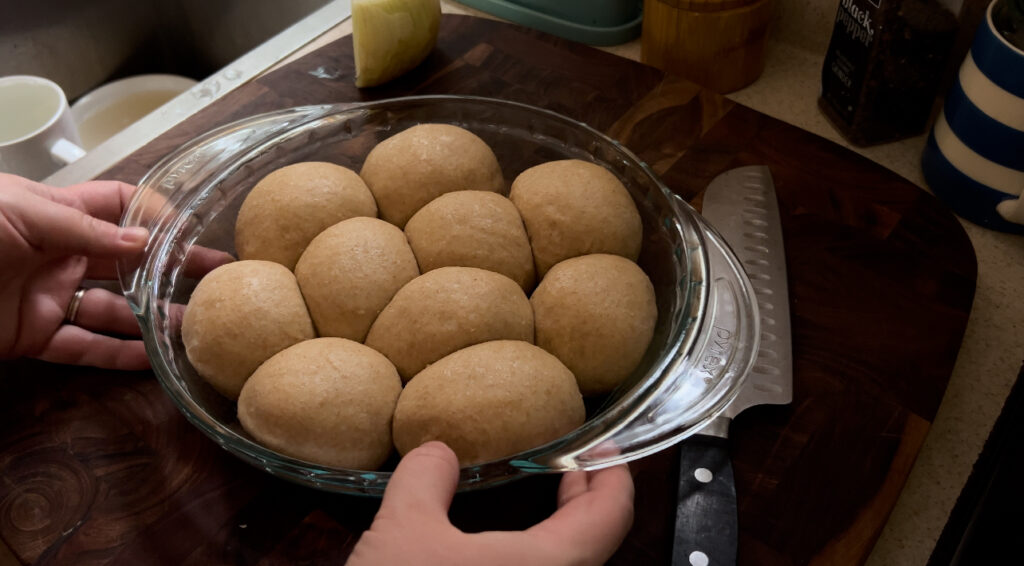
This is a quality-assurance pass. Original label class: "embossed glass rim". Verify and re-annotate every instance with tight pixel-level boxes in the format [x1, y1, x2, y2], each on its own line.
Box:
[119, 95, 734, 495]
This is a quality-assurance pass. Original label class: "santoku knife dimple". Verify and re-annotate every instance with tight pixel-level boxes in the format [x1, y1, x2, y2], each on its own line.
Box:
[671, 166, 793, 566]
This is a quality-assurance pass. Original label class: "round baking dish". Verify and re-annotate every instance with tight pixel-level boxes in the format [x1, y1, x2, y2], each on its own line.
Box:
[117, 95, 759, 495]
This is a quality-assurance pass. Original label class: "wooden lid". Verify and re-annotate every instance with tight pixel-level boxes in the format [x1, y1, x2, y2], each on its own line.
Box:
[653, 0, 761, 12]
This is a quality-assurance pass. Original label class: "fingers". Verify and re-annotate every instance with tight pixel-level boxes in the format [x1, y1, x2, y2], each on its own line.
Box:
[183, 246, 235, 280]
[528, 465, 635, 563]
[577, 465, 635, 505]
[89, 231, 233, 282]
[0, 172, 51, 199]
[2, 174, 135, 222]
[35, 324, 150, 371]
[84, 258, 124, 280]
[380, 441, 460, 520]
[61, 180, 137, 223]
[27, 178, 137, 224]
[14, 191, 149, 258]
[557, 470, 590, 508]
[73, 288, 142, 337]
[164, 302, 187, 335]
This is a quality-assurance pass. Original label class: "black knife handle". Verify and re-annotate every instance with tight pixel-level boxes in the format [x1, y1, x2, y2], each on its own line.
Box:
[672, 433, 738, 566]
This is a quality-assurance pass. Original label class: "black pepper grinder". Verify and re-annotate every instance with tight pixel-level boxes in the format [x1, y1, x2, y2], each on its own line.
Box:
[819, 0, 961, 146]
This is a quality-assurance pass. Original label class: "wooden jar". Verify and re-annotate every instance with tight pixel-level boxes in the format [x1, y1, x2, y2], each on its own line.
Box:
[641, 0, 775, 93]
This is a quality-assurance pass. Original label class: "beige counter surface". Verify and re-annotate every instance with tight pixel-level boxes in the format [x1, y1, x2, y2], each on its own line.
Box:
[730, 32, 1023, 566]
[296, 2, 1024, 563]
[445, 4, 1024, 565]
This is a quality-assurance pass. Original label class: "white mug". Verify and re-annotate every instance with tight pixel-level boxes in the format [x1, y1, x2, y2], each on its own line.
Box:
[0, 75, 87, 181]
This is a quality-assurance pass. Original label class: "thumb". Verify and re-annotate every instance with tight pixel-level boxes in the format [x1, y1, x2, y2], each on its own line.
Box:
[18, 192, 148, 257]
[380, 441, 460, 520]
[527, 465, 634, 562]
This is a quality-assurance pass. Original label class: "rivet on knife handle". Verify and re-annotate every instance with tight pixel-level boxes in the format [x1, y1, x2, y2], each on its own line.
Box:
[673, 434, 738, 566]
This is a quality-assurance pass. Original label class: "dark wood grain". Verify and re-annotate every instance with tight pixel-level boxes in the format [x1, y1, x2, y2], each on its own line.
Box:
[0, 15, 976, 566]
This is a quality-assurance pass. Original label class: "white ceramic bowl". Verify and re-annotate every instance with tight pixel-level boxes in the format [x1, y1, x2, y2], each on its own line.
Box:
[71, 74, 197, 150]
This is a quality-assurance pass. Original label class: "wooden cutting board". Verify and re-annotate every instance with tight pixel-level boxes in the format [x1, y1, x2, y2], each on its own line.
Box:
[0, 15, 976, 566]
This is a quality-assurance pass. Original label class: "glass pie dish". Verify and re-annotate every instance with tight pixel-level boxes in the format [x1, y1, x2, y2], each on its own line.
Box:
[117, 95, 759, 495]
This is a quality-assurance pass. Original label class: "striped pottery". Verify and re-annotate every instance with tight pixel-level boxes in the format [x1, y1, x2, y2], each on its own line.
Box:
[922, 0, 1024, 234]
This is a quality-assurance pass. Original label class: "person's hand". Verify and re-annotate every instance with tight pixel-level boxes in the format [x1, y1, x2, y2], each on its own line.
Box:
[0, 173, 150, 370]
[347, 442, 635, 566]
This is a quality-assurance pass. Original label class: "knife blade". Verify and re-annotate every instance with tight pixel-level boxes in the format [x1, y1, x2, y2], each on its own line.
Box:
[671, 165, 793, 566]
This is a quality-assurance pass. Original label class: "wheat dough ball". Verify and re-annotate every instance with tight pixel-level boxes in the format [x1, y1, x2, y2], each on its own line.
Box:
[364, 267, 534, 382]
[393, 340, 585, 466]
[360, 124, 504, 228]
[404, 191, 535, 291]
[509, 159, 642, 277]
[532, 254, 657, 395]
[181, 260, 315, 399]
[235, 161, 378, 269]
[237, 338, 402, 470]
[294, 217, 420, 341]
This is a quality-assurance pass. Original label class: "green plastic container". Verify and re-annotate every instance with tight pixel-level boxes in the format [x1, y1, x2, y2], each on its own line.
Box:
[458, 0, 642, 46]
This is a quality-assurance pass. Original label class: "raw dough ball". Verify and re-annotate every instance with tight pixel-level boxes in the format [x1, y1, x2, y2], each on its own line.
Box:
[238, 337, 402, 470]
[393, 340, 585, 466]
[531, 254, 657, 395]
[405, 191, 535, 291]
[360, 124, 504, 228]
[509, 159, 642, 277]
[235, 161, 378, 269]
[364, 267, 534, 381]
[295, 217, 420, 341]
[181, 260, 315, 399]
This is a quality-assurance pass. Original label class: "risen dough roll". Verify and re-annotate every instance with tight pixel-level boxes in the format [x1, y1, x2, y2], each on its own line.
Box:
[235, 161, 378, 270]
[393, 340, 585, 466]
[404, 191, 535, 291]
[181, 260, 315, 399]
[364, 267, 534, 382]
[509, 159, 642, 277]
[238, 337, 402, 470]
[295, 217, 419, 341]
[531, 254, 657, 395]
[360, 124, 504, 227]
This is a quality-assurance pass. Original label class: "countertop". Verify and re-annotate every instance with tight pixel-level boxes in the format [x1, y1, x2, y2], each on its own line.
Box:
[41, 1, 1022, 563]
[732, 38, 1021, 566]
[249, 1, 1024, 563]
[401, 3, 1024, 566]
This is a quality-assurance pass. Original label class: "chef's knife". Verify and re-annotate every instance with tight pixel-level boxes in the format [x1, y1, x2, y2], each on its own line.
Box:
[672, 166, 793, 566]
